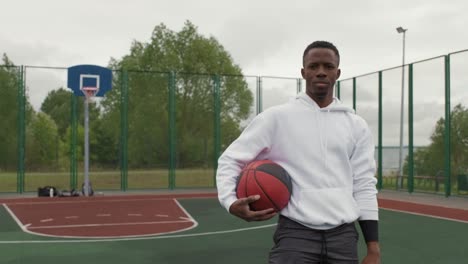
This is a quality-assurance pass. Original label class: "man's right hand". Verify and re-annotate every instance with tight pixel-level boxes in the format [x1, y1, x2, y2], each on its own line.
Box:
[229, 195, 277, 222]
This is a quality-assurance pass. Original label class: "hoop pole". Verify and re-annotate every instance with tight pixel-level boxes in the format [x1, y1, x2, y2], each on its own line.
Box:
[84, 96, 90, 196]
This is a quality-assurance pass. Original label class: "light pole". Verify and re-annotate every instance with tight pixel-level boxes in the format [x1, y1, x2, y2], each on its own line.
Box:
[396, 26, 407, 189]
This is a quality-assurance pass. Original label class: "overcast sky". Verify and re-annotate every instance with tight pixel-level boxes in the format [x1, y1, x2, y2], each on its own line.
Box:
[2, 0, 467, 77]
[2, 0, 468, 145]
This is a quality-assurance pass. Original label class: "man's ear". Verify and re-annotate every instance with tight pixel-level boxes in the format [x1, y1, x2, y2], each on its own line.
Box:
[337, 68, 341, 79]
[301, 68, 305, 78]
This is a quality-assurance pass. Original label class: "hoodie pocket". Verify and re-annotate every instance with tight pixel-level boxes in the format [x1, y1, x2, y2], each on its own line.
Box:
[295, 187, 359, 227]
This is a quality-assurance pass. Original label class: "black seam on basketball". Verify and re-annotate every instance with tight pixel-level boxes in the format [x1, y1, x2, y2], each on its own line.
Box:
[257, 164, 293, 194]
[253, 170, 280, 211]
[245, 170, 250, 199]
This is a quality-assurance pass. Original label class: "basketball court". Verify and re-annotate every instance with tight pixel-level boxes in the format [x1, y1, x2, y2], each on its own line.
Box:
[1, 191, 467, 263]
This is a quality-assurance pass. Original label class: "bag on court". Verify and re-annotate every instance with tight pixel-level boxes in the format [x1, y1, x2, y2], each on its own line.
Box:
[82, 182, 94, 196]
[37, 186, 57, 197]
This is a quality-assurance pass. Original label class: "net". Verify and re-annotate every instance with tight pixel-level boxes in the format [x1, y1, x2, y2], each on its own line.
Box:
[81, 87, 98, 101]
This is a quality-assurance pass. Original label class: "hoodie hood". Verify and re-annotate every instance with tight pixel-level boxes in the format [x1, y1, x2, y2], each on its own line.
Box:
[295, 92, 355, 114]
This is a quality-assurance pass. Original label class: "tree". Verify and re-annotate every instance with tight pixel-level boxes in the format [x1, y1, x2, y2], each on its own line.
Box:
[41, 88, 101, 139]
[0, 55, 19, 170]
[25, 112, 60, 170]
[40, 88, 117, 168]
[0, 54, 34, 171]
[40, 88, 75, 138]
[408, 104, 468, 180]
[101, 21, 253, 168]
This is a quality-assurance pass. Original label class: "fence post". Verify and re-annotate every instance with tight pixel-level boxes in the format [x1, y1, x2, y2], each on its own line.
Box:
[257, 76, 263, 114]
[408, 64, 414, 193]
[444, 55, 451, 197]
[336, 80, 341, 100]
[213, 75, 221, 186]
[377, 71, 383, 190]
[168, 71, 176, 190]
[70, 93, 78, 190]
[120, 69, 129, 191]
[16, 66, 25, 193]
[297, 78, 302, 94]
[352, 77, 356, 111]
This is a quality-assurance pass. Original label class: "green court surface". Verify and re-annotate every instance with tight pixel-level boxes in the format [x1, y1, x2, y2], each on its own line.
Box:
[0, 198, 466, 264]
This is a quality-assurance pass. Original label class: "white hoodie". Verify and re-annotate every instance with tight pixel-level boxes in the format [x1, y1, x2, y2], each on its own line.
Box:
[216, 92, 378, 230]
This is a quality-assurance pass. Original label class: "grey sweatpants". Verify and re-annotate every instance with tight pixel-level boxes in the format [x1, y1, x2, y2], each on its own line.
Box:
[269, 215, 359, 264]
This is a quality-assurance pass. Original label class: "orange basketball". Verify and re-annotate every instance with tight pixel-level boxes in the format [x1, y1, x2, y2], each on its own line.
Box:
[236, 160, 292, 212]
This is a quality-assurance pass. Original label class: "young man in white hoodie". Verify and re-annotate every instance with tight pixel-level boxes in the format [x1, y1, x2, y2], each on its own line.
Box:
[216, 41, 380, 263]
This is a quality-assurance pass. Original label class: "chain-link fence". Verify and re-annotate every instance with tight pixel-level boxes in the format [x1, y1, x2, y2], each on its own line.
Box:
[1, 49, 468, 197]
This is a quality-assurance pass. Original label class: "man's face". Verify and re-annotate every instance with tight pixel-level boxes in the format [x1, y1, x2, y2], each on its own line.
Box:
[301, 48, 341, 107]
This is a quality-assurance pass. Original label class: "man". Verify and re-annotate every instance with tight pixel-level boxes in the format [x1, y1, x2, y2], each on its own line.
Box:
[216, 41, 380, 263]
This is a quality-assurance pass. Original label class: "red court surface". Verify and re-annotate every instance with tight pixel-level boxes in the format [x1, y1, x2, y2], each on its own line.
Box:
[2, 194, 216, 238]
[378, 198, 468, 222]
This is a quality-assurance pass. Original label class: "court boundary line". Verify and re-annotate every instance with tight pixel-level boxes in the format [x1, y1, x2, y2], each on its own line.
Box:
[379, 207, 468, 224]
[0, 223, 278, 244]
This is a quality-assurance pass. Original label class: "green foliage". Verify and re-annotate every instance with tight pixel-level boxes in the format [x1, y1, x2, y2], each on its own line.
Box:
[0, 55, 20, 170]
[41, 88, 101, 137]
[64, 124, 84, 162]
[1, 21, 254, 173]
[41, 88, 71, 136]
[0, 55, 34, 171]
[408, 104, 468, 179]
[25, 112, 60, 170]
[449, 104, 468, 174]
[102, 21, 253, 168]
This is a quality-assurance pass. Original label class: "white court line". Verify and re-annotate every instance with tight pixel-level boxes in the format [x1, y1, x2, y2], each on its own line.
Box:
[173, 198, 199, 232]
[380, 207, 468, 224]
[2, 198, 200, 239]
[3, 204, 27, 232]
[4, 197, 213, 206]
[28, 220, 192, 229]
[65, 216, 78, 219]
[128, 214, 142, 216]
[96, 214, 111, 217]
[0, 223, 277, 244]
[40, 218, 53, 223]
[155, 214, 169, 217]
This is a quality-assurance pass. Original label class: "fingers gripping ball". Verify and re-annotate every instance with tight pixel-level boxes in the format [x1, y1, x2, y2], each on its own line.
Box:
[236, 160, 292, 212]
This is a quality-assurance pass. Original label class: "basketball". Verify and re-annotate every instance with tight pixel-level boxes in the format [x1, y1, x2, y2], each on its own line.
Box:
[236, 160, 292, 212]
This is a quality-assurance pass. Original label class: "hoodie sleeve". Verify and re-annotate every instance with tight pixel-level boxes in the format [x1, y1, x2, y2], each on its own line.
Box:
[216, 113, 274, 212]
[350, 117, 378, 221]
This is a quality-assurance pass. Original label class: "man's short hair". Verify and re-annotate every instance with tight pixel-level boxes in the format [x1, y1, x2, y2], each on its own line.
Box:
[302, 41, 340, 66]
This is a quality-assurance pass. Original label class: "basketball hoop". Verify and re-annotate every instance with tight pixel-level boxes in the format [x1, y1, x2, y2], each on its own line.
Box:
[81, 87, 98, 102]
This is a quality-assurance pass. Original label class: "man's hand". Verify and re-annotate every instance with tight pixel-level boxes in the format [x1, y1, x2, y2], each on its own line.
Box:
[361, 241, 381, 264]
[229, 195, 277, 222]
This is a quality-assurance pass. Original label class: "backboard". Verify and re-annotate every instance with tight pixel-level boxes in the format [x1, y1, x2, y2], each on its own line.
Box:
[67, 64, 112, 97]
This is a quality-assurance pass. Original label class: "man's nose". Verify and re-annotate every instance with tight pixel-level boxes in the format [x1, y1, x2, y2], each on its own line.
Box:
[316, 66, 327, 77]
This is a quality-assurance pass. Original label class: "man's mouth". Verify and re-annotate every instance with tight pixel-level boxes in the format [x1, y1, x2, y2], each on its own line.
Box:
[314, 82, 329, 88]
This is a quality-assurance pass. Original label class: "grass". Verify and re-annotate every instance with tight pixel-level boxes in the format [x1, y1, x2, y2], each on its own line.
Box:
[381, 175, 468, 195]
[0, 168, 216, 193]
[2, 171, 466, 196]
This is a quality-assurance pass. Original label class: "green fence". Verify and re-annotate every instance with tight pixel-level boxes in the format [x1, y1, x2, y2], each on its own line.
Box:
[1, 49, 468, 197]
[338, 49, 468, 197]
